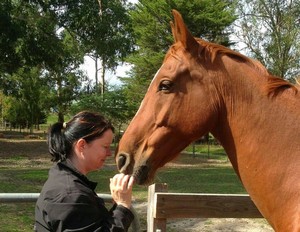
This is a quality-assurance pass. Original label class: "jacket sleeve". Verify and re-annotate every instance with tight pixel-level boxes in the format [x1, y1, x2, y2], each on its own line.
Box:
[40, 192, 134, 232]
[102, 204, 134, 232]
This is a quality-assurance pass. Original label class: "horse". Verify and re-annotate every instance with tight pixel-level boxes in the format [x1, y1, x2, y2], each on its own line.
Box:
[115, 10, 300, 231]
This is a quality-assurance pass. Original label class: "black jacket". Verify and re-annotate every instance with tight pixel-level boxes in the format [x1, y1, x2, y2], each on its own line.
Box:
[34, 160, 134, 232]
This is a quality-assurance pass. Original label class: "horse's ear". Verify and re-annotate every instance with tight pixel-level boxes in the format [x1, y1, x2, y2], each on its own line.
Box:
[171, 9, 199, 54]
[170, 21, 176, 41]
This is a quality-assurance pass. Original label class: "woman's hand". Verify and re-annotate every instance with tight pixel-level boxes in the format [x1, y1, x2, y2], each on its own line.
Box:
[109, 173, 134, 209]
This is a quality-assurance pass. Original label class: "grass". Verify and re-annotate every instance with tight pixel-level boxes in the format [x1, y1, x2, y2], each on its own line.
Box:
[0, 139, 246, 231]
[0, 203, 35, 232]
[41, 113, 72, 125]
[156, 166, 244, 194]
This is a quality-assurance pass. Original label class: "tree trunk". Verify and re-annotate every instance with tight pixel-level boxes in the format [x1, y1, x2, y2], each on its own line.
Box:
[57, 74, 64, 123]
[95, 57, 98, 85]
[100, 57, 105, 95]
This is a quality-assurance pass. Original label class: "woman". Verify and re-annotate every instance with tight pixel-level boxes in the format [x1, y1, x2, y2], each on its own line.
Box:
[35, 111, 135, 231]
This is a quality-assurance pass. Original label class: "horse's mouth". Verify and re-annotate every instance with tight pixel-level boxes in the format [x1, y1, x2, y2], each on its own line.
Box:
[132, 165, 153, 185]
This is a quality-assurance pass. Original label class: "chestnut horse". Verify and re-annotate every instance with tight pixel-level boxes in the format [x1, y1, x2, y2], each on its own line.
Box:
[116, 10, 300, 231]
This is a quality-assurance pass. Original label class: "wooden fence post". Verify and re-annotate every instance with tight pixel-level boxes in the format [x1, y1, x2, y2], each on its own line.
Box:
[147, 183, 263, 231]
[147, 183, 168, 232]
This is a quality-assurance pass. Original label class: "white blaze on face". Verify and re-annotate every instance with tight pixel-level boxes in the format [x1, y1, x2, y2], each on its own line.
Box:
[132, 65, 164, 120]
[149, 64, 163, 88]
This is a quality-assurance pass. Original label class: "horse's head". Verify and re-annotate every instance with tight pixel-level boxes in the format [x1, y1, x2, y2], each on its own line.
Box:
[115, 10, 220, 185]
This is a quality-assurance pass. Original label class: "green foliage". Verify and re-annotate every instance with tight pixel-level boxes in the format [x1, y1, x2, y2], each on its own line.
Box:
[0, 0, 135, 124]
[0, 1, 89, 124]
[70, 85, 136, 129]
[43, 0, 135, 73]
[3, 96, 27, 128]
[0, 1, 23, 74]
[0, 0, 63, 73]
[236, 0, 300, 80]
[2, 67, 48, 129]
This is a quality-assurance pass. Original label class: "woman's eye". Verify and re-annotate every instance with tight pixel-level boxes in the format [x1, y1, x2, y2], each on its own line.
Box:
[158, 80, 173, 92]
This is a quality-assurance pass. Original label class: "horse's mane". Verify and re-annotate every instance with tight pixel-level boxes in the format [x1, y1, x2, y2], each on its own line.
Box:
[197, 39, 298, 96]
[166, 38, 297, 97]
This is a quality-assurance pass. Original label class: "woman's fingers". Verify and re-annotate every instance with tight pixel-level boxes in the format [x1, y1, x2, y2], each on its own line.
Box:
[127, 176, 134, 190]
[110, 173, 134, 190]
[116, 173, 123, 187]
[121, 174, 130, 190]
[109, 174, 135, 209]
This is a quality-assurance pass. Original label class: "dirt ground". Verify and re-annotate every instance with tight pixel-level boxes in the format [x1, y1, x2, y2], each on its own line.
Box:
[132, 203, 273, 232]
[167, 218, 273, 231]
[0, 138, 274, 231]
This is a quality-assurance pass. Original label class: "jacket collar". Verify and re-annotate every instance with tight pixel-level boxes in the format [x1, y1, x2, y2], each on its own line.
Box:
[58, 159, 98, 190]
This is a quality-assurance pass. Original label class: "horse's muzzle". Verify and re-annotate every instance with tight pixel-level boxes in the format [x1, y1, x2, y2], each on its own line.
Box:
[116, 152, 152, 185]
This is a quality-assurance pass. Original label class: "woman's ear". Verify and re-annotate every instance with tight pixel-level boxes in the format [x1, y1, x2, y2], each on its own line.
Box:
[74, 138, 86, 154]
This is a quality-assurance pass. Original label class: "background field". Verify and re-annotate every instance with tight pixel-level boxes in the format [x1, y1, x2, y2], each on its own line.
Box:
[0, 136, 272, 231]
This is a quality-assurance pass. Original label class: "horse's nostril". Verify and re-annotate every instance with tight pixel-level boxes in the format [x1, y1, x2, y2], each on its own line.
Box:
[117, 154, 127, 170]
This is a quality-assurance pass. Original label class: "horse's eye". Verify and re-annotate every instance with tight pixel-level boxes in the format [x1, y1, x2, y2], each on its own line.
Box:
[158, 80, 173, 92]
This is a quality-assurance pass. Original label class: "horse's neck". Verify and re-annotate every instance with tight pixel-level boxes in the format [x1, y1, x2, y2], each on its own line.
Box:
[212, 60, 300, 174]
[210, 57, 300, 229]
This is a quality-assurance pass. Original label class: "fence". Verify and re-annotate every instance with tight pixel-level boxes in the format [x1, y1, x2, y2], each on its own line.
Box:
[0, 186, 265, 232]
[147, 183, 263, 232]
[0, 193, 140, 231]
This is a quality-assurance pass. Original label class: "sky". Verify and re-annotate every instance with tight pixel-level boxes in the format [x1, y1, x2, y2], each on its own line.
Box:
[80, 57, 132, 86]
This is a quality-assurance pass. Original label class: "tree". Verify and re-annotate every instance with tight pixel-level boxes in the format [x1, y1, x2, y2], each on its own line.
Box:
[0, 0, 135, 125]
[70, 84, 136, 140]
[2, 67, 48, 131]
[45, 30, 87, 123]
[121, 0, 237, 110]
[0, 0, 64, 74]
[0, 0, 23, 74]
[41, 0, 135, 94]
[0, 0, 83, 124]
[0, 2, 87, 123]
[235, 0, 300, 80]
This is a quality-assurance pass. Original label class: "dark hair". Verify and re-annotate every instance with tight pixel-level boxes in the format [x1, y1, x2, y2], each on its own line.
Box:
[47, 111, 114, 162]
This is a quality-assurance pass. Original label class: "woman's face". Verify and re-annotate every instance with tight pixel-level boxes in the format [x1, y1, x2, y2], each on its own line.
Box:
[83, 129, 114, 173]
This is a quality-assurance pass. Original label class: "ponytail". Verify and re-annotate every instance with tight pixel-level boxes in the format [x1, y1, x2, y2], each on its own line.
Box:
[47, 122, 71, 162]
